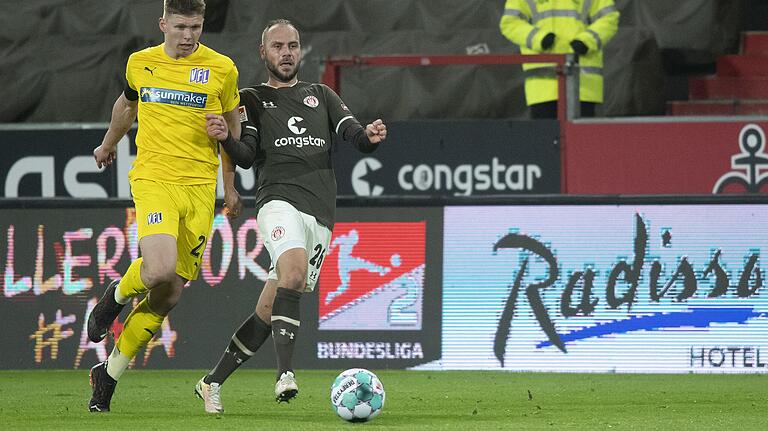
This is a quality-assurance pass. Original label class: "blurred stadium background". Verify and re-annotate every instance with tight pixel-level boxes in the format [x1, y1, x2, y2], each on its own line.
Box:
[1, 0, 768, 428]
[3, 0, 768, 121]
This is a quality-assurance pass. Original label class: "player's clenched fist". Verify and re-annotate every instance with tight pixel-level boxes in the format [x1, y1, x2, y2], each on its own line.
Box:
[206, 113, 230, 141]
[365, 119, 387, 144]
[93, 144, 116, 169]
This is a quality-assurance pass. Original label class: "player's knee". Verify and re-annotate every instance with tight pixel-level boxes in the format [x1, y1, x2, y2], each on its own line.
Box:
[141, 261, 177, 288]
[147, 282, 183, 315]
[280, 271, 306, 291]
[256, 303, 272, 323]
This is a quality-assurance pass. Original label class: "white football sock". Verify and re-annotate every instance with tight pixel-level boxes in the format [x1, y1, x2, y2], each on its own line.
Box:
[106, 347, 131, 380]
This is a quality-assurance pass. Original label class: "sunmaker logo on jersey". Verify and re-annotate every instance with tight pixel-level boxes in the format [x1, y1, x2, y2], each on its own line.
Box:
[274, 116, 326, 148]
[140, 87, 207, 108]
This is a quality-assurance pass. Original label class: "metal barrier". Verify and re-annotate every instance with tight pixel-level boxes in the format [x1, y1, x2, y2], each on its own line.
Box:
[321, 53, 579, 192]
[321, 53, 580, 123]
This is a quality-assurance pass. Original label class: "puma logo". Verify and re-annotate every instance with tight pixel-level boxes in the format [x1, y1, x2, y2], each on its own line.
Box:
[144, 66, 157, 75]
[144, 328, 156, 336]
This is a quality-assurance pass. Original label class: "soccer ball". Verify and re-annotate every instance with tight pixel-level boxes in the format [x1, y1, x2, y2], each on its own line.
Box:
[330, 368, 385, 422]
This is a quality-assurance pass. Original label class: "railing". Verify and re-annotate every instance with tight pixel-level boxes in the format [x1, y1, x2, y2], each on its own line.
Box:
[321, 53, 579, 192]
[321, 53, 580, 123]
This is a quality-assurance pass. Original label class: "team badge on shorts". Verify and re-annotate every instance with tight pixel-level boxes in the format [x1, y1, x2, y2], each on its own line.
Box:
[303, 95, 319, 108]
[271, 226, 285, 241]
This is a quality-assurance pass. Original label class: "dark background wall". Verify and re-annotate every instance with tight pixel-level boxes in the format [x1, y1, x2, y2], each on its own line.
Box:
[0, 0, 757, 122]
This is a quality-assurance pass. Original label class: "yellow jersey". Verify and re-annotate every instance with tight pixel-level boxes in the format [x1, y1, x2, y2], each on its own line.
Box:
[126, 42, 240, 184]
[500, 0, 618, 104]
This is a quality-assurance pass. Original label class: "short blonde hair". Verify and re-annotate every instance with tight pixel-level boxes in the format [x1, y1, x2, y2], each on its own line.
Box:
[164, 0, 205, 17]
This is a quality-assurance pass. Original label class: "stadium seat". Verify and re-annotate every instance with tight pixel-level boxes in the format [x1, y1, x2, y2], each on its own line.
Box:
[668, 32, 768, 116]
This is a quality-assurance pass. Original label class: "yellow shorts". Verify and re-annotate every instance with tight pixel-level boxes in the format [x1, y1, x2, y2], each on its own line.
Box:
[130, 178, 216, 281]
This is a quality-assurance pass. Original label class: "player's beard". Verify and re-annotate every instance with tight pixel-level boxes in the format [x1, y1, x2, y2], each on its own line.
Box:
[266, 59, 299, 83]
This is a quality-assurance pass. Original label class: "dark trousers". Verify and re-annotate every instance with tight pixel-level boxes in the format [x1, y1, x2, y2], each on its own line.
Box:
[529, 101, 597, 119]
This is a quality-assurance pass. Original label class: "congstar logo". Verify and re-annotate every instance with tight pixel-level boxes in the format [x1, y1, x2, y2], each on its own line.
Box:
[288, 116, 306, 135]
[351, 157, 543, 196]
[273, 116, 326, 148]
[352, 157, 384, 196]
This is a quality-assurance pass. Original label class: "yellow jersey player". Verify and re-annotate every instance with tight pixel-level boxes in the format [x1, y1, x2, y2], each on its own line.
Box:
[87, 0, 242, 413]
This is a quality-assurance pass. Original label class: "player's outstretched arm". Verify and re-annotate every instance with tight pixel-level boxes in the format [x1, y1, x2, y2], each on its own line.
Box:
[220, 108, 243, 219]
[206, 113, 261, 169]
[94, 93, 138, 169]
[342, 119, 387, 153]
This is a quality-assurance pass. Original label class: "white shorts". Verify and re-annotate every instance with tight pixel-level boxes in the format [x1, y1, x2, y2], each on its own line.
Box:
[257, 200, 332, 292]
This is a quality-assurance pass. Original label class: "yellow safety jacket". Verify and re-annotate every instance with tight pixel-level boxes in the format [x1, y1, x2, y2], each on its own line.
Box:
[500, 0, 619, 105]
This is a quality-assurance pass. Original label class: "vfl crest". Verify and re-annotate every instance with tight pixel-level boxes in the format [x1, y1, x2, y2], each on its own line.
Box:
[189, 68, 210, 84]
[147, 212, 163, 225]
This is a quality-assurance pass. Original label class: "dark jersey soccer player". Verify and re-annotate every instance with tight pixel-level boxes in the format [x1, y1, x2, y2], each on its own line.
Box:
[87, 0, 242, 413]
[195, 19, 387, 413]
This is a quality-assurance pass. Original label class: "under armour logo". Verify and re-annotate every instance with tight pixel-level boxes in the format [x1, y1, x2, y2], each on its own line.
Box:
[279, 328, 295, 340]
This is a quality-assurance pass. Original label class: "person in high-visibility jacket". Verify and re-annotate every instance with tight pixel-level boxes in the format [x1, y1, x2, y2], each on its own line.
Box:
[500, 0, 619, 118]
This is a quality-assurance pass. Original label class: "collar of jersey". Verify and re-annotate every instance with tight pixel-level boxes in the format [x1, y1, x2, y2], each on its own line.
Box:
[263, 79, 300, 89]
[159, 42, 206, 62]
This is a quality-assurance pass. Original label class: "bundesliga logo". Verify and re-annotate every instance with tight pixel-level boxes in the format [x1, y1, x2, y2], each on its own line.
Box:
[319, 222, 426, 331]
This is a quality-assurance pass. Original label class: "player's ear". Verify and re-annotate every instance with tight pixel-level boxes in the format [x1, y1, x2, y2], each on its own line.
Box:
[158, 17, 166, 33]
[259, 44, 266, 59]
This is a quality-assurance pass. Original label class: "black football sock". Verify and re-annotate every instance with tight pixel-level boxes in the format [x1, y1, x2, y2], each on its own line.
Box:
[271, 287, 302, 379]
[205, 313, 271, 385]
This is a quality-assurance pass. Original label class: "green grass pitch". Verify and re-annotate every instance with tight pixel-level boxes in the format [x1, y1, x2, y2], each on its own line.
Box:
[1, 370, 766, 430]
